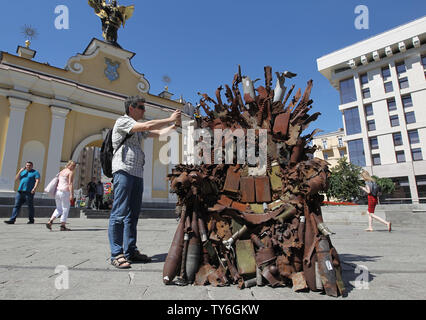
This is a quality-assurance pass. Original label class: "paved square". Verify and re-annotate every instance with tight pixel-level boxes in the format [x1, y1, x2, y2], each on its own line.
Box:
[1, 217, 425, 300]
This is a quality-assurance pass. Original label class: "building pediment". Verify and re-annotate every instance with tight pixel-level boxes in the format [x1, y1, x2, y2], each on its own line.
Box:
[66, 38, 150, 96]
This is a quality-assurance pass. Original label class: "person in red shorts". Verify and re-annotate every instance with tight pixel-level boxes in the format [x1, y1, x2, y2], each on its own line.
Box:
[360, 171, 391, 232]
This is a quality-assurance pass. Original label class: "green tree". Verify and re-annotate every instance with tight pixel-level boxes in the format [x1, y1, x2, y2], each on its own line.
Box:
[326, 157, 363, 202]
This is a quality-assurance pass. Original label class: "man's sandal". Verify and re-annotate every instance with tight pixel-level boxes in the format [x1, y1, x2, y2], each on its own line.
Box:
[111, 254, 131, 269]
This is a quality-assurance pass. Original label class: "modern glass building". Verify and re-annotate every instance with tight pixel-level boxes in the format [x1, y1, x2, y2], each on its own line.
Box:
[317, 17, 426, 204]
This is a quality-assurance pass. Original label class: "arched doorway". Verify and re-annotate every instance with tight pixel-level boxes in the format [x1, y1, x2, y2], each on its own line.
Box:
[71, 133, 109, 209]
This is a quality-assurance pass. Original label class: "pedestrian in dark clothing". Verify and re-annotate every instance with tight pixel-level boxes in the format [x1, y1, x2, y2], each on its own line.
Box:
[95, 180, 104, 210]
[86, 177, 97, 209]
[4, 161, 40, 224]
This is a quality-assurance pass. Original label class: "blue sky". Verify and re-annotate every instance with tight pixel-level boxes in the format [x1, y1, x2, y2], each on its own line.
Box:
[1, 0, 425, 133]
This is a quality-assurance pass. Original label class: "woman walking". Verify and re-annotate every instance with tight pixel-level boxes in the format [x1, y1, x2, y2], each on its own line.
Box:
[46, 160, 76, 231]
[360, 170, 391, 232]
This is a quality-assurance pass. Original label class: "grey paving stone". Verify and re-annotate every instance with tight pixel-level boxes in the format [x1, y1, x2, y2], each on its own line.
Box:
[0, 217, 425, 300]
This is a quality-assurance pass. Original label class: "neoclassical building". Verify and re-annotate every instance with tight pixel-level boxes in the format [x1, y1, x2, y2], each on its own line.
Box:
[312, 128, 348, 168]
[0, 38, 191, 203]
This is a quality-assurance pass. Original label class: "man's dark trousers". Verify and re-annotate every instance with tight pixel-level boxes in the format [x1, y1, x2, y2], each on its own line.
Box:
[10, 191, 35, 222]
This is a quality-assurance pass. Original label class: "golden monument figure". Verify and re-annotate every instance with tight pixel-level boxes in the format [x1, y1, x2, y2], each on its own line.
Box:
[88, 0, 134, 47]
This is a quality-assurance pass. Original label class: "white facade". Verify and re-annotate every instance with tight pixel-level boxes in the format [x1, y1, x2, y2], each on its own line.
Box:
[317, 17, 426, 204]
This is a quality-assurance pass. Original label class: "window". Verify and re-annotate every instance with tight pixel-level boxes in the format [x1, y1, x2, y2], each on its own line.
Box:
[384, 81, 393, 93]
[412, 148, 423, 161]
[396, 61, 406, 74]
[389, 176, 411, 203]
[372, 154, 381, 166]
[338, 137, 344, 148]
[408, 130, 420, 144]
[382, 66, 391, 80]
[387, 98, 397, 111]
[360, 73, 368, 85]
[393, 132, 403, 146]
[364, 104, 373, 116]
[402, 95, 413, 108]
[340, 78, 357, 104]
[399, 77, 409, 89]
[347, 139, 366, 167]
[344, 107, 362, 135]
[369, 137, 379, 149]
[390, 115, 399, 127]
[322, 139, 328, 150]
[405, 111, 416, 124]
[416, 175, 426, 204]
[362, 88, 371, 99]
[396, 151, 405, 163]
[367, 120, 376, 131]
[323, 152, 329, 160]
[339, 150, 345, 158]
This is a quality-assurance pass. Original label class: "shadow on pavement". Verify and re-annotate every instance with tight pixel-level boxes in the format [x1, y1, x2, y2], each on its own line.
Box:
[339, 253, 381, 295]
[150, 253, 167, 263]
[61, 228, 108, 232]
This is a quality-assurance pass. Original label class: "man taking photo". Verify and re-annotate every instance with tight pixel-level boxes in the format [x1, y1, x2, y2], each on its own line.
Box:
[108, 95, 181, 269]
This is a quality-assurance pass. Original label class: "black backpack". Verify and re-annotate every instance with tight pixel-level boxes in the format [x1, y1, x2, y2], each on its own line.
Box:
[100, 129, 132, 178]
[369, 181, 381, 197]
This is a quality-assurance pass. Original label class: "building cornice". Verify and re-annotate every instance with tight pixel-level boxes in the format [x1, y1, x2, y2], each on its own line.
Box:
[317, 16, 426, 83]
[0, 62, 184, 113]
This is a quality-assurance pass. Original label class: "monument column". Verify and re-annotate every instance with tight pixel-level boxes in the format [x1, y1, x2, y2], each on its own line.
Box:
[143, 137, 153, 201]
[44, 106, 70, 189]
[0, 97, 31, 191]
[168, 132, 180, 202]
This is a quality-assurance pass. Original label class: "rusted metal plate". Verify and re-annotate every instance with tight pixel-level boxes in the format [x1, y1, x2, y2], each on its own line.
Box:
[216, 219, 232, 240]
[195, 263, 216, 286]
[316, 236, 338, 297]
[267, 199, 285, 211]
[273, 111, 291, 137]
[235, 240, 256, 276]
[231, 218, 244, 234]
[290, 138, 304, 164]
[240, 176, 255, 203]
[249, 203, 264, 214]
[217, 195, 233, 207]
[269, 162, 283, 192]
[254, 176, 272, 203]
[223, 165, 241, 193]
[231, 201, 250, 212]
[261, 265, 281, 287]
[291, 272, 308, 292]
[255, 247, 276, 266]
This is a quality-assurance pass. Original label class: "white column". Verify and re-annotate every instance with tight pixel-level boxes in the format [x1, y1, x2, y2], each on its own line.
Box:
[44, 106, 70, 188]
[0, 97, 31, 191]
[168, 131, 180, 202]
[143, 137, 153, 201]
[182, 120, 195, 165]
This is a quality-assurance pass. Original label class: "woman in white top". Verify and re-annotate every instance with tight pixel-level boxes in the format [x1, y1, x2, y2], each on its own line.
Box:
[46, 160, 76, 231]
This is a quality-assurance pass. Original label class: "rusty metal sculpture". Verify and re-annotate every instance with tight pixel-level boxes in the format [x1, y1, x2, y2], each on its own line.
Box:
[163, 66, 345, 297]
